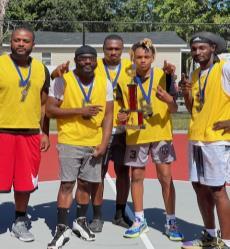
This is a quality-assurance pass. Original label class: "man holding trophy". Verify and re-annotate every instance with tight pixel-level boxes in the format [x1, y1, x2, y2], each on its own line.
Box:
[118, 38, 184, 240]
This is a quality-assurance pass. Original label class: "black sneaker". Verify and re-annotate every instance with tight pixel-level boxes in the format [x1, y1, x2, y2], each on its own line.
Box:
[89, 219, 104, 233]
[72, 217, 95, 241]
[181, 229, 220, 249]
[47, 224, 71, 249]
[112, 215, 133, 228]
[212, 240, 230, 249]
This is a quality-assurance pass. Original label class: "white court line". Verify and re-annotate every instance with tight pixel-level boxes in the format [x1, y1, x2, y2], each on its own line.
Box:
[105, 172, 156, 249]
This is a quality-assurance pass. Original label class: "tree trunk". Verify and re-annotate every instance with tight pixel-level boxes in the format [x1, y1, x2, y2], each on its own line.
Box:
[0, 0, 9, 44]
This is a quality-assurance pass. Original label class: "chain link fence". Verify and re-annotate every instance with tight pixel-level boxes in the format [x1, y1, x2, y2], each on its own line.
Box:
[1, 20, 230, 130]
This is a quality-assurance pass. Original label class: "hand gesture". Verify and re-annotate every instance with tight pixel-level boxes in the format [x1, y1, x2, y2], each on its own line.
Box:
[163, 60, 176, 75]
[213, 120, 230, 135]
[51, 61, 70, 79]
[81, 105, 103, 119]
[156, 85, 173, 104]
[180, 73, 191, 98]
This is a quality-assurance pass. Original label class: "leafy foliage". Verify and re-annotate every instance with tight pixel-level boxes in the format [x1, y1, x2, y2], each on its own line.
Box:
[3, 0, 230, 41]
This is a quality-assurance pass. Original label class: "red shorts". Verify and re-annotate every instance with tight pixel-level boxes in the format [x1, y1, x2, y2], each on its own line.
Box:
[0, 133, 41, 192]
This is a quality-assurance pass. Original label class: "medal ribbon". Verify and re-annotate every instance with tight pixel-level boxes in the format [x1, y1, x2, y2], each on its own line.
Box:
[75, 75, 94, 103]
[104, 62, 121, 89]
[12, 59, 32, 87]
[134, 68, 154, 104]
[198, 64, 214, 104]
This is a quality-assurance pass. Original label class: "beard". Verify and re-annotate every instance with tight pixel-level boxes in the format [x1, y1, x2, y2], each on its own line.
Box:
[11, 46, 33, 60]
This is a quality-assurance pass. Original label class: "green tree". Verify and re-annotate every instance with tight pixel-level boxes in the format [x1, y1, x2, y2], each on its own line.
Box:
[0, 0, 10, 44]
[152, 0, 229, 41]
[5, 0, 121, 32]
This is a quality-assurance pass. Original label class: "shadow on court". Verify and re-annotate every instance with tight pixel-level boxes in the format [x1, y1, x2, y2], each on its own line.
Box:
[144, 207, 203, 240]
[0, 199, 202, 241]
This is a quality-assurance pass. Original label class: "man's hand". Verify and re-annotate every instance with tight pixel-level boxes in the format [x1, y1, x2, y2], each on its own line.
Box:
[40, 134, 50, 152]
[51, 61, 70, 79]
[117, 111, 129, 122]
[213, 120, 230, 135]
[180, 73, 192, 98]
[163, 60, 176, 74]
[81, 105, 103, 119]
[92, 144, 107, 157]
[156, 85, 174, 104]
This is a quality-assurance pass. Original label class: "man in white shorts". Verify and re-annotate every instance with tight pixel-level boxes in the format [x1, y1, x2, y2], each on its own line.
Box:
[46, 45, 113, 248]
[118, 38, 184, 240]
[181, 32, 230, 249]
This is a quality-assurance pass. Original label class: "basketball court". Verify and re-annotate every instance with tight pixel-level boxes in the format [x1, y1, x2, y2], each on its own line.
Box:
[0, 133, 229, 249]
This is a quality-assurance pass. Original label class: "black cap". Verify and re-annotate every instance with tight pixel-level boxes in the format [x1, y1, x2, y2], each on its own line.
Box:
[75, 45, 97, 57]
[190, 32, 226, 54]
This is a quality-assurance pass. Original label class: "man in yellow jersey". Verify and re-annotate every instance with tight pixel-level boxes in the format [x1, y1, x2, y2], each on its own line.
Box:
[118, 39, 184, 240]
[46, 45, 113, 248]
[49, 35, 133, 232]
[181, 32, 230, 249]
[0, 26, 50, 242]
[89, 34, 133, 232]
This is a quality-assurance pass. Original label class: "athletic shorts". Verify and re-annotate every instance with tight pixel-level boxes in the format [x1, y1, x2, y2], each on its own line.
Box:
[57, 144, 102, 183]
[101, 132, 126, 177]
[124, 140, 176, 167]
[189, 143, 230, 186]
[0, 133, 41, 192]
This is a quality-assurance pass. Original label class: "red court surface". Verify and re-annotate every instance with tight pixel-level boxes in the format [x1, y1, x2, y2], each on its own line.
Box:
[39, 134, 189, 182]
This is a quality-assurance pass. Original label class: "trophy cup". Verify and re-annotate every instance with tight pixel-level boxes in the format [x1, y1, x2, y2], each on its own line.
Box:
[119, 65, 145, 129]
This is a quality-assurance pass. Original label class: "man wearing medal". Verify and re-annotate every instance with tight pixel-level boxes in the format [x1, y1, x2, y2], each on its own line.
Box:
[0, 26, 50, 242]
[118, 39, 184, 240]
[90, 34, 133, 232]
[50, 35, 133, 232]
[46, 45, 113, 248]
[181, 32, 230, 249]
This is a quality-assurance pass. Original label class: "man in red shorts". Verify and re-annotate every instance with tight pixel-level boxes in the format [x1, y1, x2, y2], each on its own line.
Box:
[0, 26, 50, 242]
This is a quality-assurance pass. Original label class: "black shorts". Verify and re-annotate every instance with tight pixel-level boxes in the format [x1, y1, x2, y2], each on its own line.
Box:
[101, 132, 126, 178]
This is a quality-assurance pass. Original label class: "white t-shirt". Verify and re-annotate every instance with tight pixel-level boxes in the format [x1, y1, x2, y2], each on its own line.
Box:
[49, 74, 113, 102]
[191, 61, 230, 146]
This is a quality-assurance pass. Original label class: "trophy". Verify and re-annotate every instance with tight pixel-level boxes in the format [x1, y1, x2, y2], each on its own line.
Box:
[119, 65, 145, 129]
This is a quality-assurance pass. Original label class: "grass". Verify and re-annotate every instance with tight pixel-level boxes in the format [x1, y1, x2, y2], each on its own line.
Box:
[171, 112, 190, 131]
[49, 111, 191, 132]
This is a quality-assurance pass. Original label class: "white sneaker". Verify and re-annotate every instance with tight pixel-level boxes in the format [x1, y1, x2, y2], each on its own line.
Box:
[47, 224, 71, 249]
[72, 217, 95, 241]
[11, 216, 34, 242]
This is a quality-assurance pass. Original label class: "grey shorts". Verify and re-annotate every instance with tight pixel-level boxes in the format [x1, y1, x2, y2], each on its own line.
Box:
[124, 140, 176, 167]
[102, 132, 126, 177]
[189, 143, 230, 186]
[57, 144, 102, 183]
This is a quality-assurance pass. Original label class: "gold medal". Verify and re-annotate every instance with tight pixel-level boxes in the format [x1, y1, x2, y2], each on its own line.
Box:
[20, 81, 31, 102]
[196, 100, 204, 112]
[142, 103, 153, 118]
[82, 99, 91, 107]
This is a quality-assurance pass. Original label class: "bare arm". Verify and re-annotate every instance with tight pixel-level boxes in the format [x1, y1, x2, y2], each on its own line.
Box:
[93, 101, 113, 157]
[45, 96, 102, 119]
[51, 61, 70, 80]
[156, 85, 178, 113]
[40, 91, 50, 151]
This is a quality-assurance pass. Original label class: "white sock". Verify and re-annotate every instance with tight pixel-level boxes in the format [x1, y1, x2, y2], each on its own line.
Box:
[205, 228, 217, 237]
[135, 211, 144, 222]
[166, 214, 176, 225]
[222, 239, 230, 247]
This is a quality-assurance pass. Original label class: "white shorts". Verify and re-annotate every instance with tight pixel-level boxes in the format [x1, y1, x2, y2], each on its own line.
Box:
[124, 141, 176, 167]
[189, 143, 230, 186]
